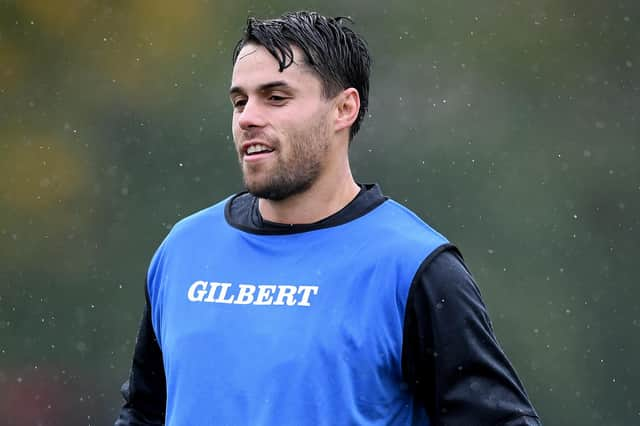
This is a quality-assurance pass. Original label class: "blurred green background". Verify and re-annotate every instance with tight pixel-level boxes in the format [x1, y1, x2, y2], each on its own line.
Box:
[1, 0, 638, 424]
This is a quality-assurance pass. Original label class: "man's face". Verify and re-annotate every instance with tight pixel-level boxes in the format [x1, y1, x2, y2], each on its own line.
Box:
[230, 43, 334, 201]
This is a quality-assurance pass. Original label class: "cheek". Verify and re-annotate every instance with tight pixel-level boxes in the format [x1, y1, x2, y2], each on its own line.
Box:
[284, 107, 326, 132]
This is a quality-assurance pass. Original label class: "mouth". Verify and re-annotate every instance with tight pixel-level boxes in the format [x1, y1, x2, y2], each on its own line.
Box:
[245, 143, 274, 155]
[241, 141, 275, 161]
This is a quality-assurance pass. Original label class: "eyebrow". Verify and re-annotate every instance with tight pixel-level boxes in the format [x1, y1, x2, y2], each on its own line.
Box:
[229, 81, 292, 96]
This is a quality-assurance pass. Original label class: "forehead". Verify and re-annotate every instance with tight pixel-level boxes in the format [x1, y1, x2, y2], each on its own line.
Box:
[231, 44, 321, 91]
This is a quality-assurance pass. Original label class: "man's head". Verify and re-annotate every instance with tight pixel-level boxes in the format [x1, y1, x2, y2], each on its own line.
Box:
[232, 11, 371, 141]
[229, 11, 371, 201]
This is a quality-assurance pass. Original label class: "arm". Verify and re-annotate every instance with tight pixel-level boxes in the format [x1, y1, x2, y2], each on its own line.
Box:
[402, 246, 541, 425]
[115, 285, 167, 426]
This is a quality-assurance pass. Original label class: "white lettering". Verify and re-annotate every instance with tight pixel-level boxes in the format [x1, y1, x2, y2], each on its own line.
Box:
[187, 281, 319, 306]
[297, 286, 319, 307]
[273, 285, 298, 306]
[204, 282, 230, 302]
[187, 280, 208, 302]
[234, 284, 256, 304]
[215, 282, 235, 304]
[254, 285, 277, 305]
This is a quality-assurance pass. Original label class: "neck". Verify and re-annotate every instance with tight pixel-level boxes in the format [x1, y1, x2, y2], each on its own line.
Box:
[258, 163, 360, 225]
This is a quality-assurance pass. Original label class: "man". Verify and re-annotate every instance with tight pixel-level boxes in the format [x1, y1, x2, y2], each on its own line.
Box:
[116, 11, 541, 425]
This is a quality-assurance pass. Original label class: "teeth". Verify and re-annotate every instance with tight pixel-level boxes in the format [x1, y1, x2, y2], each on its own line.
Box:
[246, 144, 271, 154]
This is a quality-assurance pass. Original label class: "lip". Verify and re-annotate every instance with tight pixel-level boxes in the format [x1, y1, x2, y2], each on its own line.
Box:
[241, 139, 275, 161]
[241, 139, 273, 152]
[243, 151, 274, 163]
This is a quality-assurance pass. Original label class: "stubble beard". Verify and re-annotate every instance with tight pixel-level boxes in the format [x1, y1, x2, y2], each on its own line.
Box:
[240, 119, 330, 201]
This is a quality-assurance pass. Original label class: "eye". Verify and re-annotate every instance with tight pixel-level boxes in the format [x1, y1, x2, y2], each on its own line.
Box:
[232, 98, 247, 109]
[268, 95, 288, 103]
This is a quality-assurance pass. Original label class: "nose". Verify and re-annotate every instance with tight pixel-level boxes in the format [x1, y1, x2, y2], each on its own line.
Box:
[237, 99, 266, 130]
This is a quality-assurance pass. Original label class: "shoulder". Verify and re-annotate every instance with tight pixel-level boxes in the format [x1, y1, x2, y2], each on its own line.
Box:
[147, 196, 233, 265]
[163, 196, 232, 242]
[145, 196, 234, 289]
[355, 200, 452, 295]
[366, 199, 449, 250]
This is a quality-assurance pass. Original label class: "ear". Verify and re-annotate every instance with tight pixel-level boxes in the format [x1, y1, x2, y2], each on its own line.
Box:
[334, 88, 360, 135]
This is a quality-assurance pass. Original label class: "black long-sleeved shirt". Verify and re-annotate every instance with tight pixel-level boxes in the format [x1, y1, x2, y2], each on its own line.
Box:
[116, 184, 540, 425]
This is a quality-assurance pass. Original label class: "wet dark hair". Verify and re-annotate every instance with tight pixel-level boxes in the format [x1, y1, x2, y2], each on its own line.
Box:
[232, 11, 371, 141]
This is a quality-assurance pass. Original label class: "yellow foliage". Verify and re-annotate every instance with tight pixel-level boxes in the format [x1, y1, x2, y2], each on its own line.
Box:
[17, 0, 91, 35]
[128, 1, 205, 54]
[84, 1, 211, 100]
[0, 42, 26, 90]
[0, 136, 89, 212]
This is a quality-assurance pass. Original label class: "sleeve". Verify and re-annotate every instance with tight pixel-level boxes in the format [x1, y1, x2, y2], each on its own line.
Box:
[402, 245, 541, 426]
[114, 284, 167, 426]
